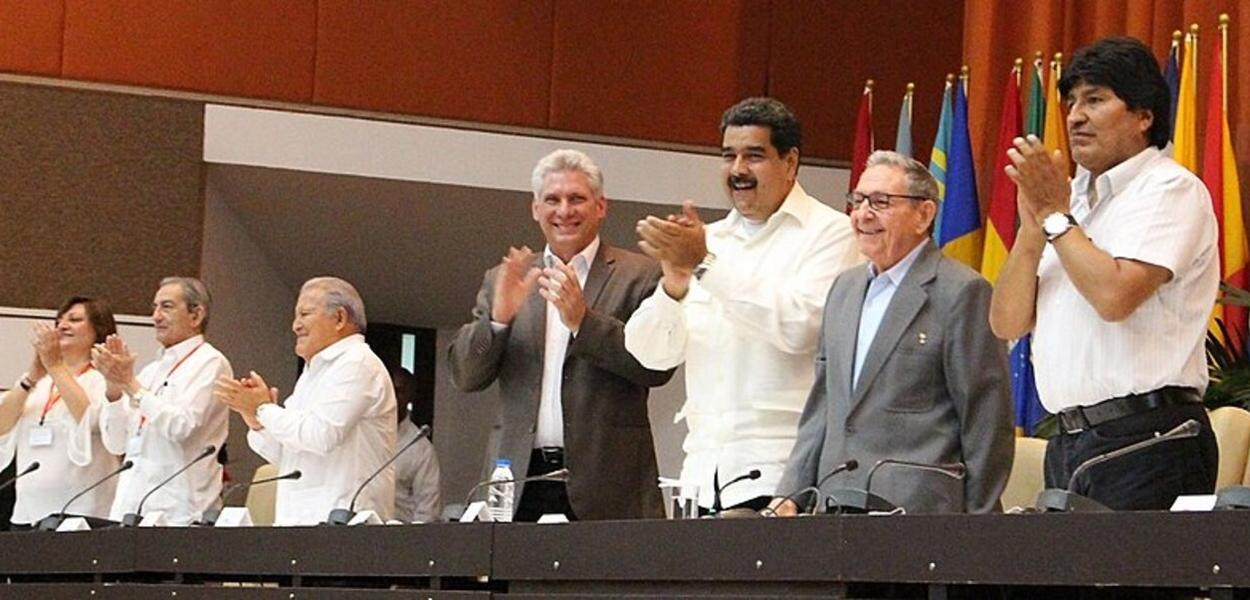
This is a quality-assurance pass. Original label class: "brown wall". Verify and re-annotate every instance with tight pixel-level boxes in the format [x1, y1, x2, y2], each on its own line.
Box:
[0, 1, 964, 161]
[0, 81, 205, 314]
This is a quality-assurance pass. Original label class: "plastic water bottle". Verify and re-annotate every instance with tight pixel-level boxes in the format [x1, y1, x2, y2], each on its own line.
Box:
[486, 459, 515, 522]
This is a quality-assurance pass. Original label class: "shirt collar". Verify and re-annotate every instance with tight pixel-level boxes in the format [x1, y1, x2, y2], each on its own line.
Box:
[159, 333, 205, 363]
[866, 238, 927, 286]
[309, 333, 365, 367]
[543, 236, 600, 278]
[1072, 146, 1159, 211]
[720, 182, 814, 235]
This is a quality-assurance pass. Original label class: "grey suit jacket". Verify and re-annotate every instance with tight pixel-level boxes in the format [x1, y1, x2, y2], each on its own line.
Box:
[776, 241, 1013, 513]
[447, 243, 673, 520]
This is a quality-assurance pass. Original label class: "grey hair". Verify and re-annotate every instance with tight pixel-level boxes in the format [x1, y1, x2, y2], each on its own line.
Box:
[530, 149, 605, 199]
[160, 276, 212, 332]
[300, 276, 368, 333]
[865, 150, 940, 201]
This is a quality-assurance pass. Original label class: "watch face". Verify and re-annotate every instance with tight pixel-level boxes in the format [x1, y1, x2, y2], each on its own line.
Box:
[1043, 213, 1068, 235]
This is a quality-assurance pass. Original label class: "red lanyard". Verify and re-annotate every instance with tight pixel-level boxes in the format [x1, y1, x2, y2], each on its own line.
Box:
[39, 364, 94, 426]
[138, 341, 205, 430]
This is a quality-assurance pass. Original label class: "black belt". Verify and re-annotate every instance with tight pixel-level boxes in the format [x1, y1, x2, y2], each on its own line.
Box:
[1057, 386, 1201, 434]
[532, 447, 564, 466]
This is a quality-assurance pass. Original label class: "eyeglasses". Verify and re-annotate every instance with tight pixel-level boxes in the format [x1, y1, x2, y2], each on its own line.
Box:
[845, 191, 933, 212]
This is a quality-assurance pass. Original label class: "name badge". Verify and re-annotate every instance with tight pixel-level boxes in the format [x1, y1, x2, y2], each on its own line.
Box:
[28, 427, 53, 447]
[126, 434, 144, 457]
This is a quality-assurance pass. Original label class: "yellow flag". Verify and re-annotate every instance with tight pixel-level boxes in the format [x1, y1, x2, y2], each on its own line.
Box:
[1173, 28, 1199, 172]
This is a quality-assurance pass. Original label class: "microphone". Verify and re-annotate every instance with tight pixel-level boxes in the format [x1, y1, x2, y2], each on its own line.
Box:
[0, 462, 40, 493]
[38, 460, 134, 530]
[121, 445, 216, 527]
[827, 459, 965, 514]
[199, 470, 301, 526]
[445, 468, 572, 521]
[1036, 418, 1200, 512]
[766, 459, 858, 517]
[712, 469, 762, 513]
[326, 425, 430, 526]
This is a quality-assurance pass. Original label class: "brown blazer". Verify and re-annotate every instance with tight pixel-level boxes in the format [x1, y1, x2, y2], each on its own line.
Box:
[447, 244, 673, 519]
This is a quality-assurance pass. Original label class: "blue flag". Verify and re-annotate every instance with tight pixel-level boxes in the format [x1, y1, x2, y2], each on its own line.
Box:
[1163, 40, 1180, 141]
[1011, 335, 1046, 435]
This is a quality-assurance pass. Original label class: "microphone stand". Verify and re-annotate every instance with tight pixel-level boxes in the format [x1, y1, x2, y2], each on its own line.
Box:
[1036, 419, 1200, 512]
[326, 425, 430, 526]
[199, 470, 301, 526]
[122, 445, 216, 527]
[0, 462, 39, 493]
[38, 460, 134, 531]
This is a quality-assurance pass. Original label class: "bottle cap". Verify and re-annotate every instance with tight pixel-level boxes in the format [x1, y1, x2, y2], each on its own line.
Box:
[496, 459, 512, 467]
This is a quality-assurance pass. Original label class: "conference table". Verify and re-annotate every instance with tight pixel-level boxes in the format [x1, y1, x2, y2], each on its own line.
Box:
[1, 511, 1247, 598]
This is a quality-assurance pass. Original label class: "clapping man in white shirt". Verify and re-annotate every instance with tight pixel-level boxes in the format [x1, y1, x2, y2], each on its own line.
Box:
[215, 276, 396, 526]
[626, 97, 861, 513]
[93, 277, 232, 525]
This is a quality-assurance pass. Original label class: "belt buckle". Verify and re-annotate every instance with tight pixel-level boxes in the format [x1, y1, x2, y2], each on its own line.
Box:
[1060, 408, 1089, 434]
[540, 447, 563, 463]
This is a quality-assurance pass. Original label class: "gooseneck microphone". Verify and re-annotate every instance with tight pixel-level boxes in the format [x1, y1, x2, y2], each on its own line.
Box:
[823, 459, 964, 514]
[765, 459, 858, 516]
[38, 460, 134, 530]
[199, 470, 301, 526]
[711, 469, 762, 513]
[0, 462, 39, 493]
[122, 445, 216, 527]
[326, 425, 431, 526]
[1036, 419, 1201, 512]
[1069, 419, 1199, 491]
[460, 467, 571, 509]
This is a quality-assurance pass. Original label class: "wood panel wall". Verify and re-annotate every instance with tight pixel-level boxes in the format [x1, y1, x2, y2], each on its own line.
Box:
[0, 1, 965, 161]
[0, 81, 205, 314]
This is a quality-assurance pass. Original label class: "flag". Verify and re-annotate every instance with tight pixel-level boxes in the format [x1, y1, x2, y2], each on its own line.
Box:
[895, 83, 914, 157]
[936, 72, 982, 269]
[1042, 55, 1069, 165]
[1163, 32, 1181, 141]
[1012, 55, 1050, 437]
[981, 63, 1022, 285]
[928, 75, 954, 241]
[1203, 18, 1248, 348]
[1025, 55, 1045, 137]
[849, 80, 874, 192]
[1173, 28, 1198, 171]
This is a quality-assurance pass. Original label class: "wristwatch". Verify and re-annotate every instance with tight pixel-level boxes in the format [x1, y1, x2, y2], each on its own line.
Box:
[1042, 212, 1078, 242]
[693, 252, 717, 281]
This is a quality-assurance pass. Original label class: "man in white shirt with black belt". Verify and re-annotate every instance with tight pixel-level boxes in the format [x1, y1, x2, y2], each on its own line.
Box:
[94, 277, 232, 525]
[991, 37, 1219, 510]
[216, 276, 396, 525]
[626, 97, 861, 513]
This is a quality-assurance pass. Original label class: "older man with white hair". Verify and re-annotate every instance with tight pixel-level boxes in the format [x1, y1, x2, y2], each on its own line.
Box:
[216, 276, 396, 526]
[93, 276, 232, 526]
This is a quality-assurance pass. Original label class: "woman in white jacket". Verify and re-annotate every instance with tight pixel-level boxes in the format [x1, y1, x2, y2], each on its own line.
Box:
[0, 296, 121, 526]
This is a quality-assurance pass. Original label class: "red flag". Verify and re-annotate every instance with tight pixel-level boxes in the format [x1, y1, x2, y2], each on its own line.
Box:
[849, 80, 874, 193]
[981, 63, 1023, 284]
[1202, 26, 1248, 347]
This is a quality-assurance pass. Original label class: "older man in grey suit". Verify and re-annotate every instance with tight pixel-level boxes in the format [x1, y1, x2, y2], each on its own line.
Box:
[448, 149, 673, 521]
[771, 151, 1013, 515]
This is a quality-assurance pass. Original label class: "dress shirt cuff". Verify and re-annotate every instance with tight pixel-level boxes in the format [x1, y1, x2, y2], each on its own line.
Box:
[489, 321, 509, 333]
[256, 402, 280, 426]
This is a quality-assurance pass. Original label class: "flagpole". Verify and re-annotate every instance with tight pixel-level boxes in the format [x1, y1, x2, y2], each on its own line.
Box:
[1189, 24, 1200, 100]
[1013, 57, 1022, 87]
[905, 82, 914, 122]
[1220, 14, 1229, 114]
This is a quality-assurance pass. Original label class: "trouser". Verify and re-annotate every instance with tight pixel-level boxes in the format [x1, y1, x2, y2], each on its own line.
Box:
[1044, 400, 1217, 511]
[515, 447, 577, 522]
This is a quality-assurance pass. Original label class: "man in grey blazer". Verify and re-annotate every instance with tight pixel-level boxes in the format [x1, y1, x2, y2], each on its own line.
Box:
[448, 149, 673, 521]
[772, 151, 1013, 515]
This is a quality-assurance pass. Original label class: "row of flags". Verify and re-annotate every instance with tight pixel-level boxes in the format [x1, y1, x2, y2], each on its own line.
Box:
[846, 15, 1248, 435]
